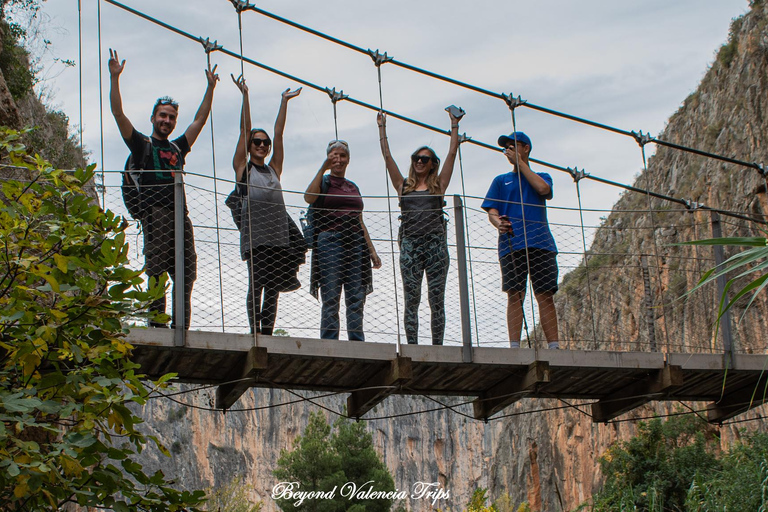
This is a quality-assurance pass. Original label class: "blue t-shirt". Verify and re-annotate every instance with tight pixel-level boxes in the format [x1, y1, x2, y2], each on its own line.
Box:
[481, 170, 557, 257]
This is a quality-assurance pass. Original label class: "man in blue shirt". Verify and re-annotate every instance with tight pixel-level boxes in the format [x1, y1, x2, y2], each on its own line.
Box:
[482, 132, 559, 349]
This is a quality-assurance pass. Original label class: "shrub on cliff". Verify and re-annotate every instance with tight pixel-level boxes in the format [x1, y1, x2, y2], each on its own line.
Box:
[273, 411, 396, 512]
[0, 128, 204, 511]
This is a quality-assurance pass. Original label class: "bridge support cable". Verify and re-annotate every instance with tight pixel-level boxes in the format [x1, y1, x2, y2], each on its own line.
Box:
[229, 0, 260, 344]
[371, 51, 403, 350]
[635, 133, 670, 352]
[233, 1, 764, 176]
[97, 0, 106, 209]
[77, 0, 84, 169]
[202, 39, 226, 332]
[99, 0, 768, 232]
[507, 97, 536, 347]
[568, 168, 599, 350]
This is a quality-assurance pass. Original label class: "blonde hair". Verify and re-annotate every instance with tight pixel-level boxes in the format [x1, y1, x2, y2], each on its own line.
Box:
[402, 146, 441, 195]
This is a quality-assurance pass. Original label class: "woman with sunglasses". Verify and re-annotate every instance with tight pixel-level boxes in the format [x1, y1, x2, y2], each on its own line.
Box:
[304, 140, 382, 341]
[376, 108, 463, 345]
[232, 75, 301, 335]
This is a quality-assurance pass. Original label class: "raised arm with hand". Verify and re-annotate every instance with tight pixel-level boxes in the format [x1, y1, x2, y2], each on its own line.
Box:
[232, 74, 252, 183]
[504, 145, 551, 197]
[183, 65, 220, 147]
[269, 87, 302, 177]
[108, 49, 134, 140]
[377, 112, 404, 193]
[437, 108, 464, 193]
[304, 159, 330, 204]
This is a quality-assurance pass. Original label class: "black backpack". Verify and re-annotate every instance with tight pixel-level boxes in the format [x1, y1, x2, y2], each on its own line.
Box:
[121, 136, 181, 221]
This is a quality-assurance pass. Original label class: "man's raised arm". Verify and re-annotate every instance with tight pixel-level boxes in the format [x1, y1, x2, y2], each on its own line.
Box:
[108, 48, 134, 140]
[184, 65, 220, 147]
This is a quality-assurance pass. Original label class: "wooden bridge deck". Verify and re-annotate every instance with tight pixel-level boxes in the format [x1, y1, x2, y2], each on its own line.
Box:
[126, 328, 768, 423]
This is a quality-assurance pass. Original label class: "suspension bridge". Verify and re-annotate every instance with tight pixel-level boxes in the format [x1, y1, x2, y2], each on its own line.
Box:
[67, 0, 768, 424]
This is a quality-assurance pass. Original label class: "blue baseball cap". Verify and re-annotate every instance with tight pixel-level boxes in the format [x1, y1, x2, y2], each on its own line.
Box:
[498, 131, 532, 150]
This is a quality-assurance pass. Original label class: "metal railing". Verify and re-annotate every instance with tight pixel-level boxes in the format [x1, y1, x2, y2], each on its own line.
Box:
[103, 169, 766, 356]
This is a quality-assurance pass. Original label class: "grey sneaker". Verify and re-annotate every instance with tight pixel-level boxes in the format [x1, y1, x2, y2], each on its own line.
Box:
[510, 342, 521, 348]
[547, 342, 560, 349]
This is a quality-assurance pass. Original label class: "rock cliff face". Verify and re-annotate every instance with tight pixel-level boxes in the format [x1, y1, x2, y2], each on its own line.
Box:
[134, 3, 768, 511]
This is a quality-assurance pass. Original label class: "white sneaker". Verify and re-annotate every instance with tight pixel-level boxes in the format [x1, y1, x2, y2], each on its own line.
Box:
[510, 342, 521, 348]
[548, 342, 560, 349]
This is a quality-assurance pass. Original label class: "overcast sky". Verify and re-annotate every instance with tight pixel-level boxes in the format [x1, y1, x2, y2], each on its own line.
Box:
[35, 0, 748, 212]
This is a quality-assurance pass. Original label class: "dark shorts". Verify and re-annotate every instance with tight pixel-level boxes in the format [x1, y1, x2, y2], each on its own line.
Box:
[500, 248, 558, 294]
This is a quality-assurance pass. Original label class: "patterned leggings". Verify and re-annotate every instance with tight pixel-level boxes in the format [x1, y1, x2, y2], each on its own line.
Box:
[400, 233, 449, 345]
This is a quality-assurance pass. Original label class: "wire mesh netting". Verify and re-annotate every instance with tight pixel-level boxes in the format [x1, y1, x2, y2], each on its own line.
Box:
[98, 169, 767, 354]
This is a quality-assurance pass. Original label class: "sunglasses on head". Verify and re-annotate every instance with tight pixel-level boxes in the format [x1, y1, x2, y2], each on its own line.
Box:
[154, 96, 178, 109]
[411, 155, 436, 165]
[251, 138, 271, 147]
[327, 139, 349, 149]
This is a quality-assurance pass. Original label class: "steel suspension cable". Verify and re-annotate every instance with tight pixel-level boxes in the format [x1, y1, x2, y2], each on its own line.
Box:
[235, 1, 765, 175]
[203, 42, 226, 332]
[510, 107, 534, 347]
[639, 141, 672, 351]
[77, 0, 83, 160]
[571, 172, 599, 349]
[101, 0, 767, 229]
[373, 59, 403, 349]
[233, 3, 257, 339]
[97, 0, 106, 209]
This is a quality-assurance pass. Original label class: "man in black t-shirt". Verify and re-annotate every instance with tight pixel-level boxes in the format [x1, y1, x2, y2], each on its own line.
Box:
[108, 48, 219, 329]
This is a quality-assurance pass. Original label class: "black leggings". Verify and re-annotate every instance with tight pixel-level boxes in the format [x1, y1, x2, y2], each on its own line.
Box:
[245, 249, 281, 335]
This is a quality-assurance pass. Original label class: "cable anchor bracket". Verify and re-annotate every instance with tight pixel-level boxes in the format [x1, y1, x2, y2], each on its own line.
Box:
[502, 93, 527, 110]
[754, 162, 767, 176]
[325, 87, 348, 104]
[631, 130, 653, 148]
[229, 0, 254, 12]
[567, 166, 589, 183]
[367, 49, 393, 67]
[458, 133, 472, 144]
[684, 199, 704, 211]
[199, 37, 223, 54]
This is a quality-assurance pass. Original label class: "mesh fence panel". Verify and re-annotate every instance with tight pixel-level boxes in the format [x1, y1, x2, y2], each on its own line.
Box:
[96, 170, 766, 353]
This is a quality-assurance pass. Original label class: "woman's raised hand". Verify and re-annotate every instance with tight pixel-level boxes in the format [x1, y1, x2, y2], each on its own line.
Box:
[282, 87, 302, 100]
[231, 74, 248, 94]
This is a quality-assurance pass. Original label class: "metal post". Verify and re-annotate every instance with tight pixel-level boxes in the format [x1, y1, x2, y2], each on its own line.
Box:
[710, 212, 734, 366]
[641, 255, 657, 352]
[174, 171, 186, 347]
[453, 195, 472, 363]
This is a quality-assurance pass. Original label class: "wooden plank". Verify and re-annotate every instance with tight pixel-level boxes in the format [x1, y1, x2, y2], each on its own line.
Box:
[347, 357, 413, 418]
[591, 365, 684, 423]
[215, 347, 269, 410]
[473, 361, 550, 420]
[706, 375, 768, 424]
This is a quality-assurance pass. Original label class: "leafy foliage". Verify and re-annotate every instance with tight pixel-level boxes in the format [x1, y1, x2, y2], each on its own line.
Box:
[204, 475, 262, 512]
[685, 431, 768, 511]
[273, 411, 396, 512]
[0, 128, 203, 510]
[592, 414, 720, 512]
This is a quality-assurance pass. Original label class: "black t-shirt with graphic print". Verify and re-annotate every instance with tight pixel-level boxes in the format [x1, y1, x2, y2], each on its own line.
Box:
[124, 128, 191, 209]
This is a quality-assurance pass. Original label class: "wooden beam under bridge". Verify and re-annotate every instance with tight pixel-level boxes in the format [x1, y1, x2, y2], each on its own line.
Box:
[126, 329, 768, 423]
